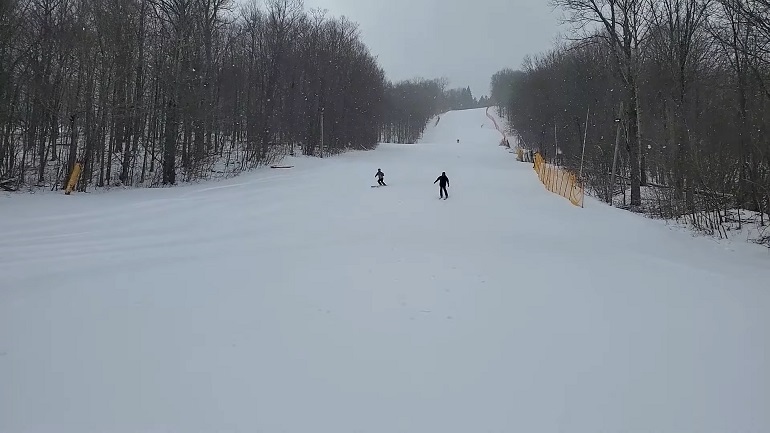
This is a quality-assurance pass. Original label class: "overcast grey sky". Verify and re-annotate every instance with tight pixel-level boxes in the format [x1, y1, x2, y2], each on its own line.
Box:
[301, 0, 563, 98]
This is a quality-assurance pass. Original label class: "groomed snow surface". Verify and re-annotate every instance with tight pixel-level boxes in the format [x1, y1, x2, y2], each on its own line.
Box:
[1, 108, 769, 433]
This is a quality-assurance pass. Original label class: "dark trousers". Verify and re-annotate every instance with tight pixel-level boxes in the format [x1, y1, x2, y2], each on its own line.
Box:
[378, 179, 386, 186]
[440, 185, 448, 198]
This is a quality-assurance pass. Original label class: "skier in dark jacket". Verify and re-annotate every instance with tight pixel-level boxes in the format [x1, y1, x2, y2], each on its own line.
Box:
[434, 172, 449, 199]
[375, 169, 386, 186]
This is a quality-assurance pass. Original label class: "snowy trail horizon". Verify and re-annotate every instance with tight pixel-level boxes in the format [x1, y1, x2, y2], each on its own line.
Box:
[2, 108, 769, 433]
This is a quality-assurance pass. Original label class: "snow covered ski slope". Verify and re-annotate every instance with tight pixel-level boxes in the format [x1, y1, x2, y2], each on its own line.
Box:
[1, 107, 769, 433]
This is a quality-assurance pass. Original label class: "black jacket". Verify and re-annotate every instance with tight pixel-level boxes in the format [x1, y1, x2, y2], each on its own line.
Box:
[434, 174, 449, 187]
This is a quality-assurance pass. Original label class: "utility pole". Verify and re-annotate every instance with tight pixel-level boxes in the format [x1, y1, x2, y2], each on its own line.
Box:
[610, 102, 623, 205]
[579, 106, 589, 180]
[554, 122, 558, 165]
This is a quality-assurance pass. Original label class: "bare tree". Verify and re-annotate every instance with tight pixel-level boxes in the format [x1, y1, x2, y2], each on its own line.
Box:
[552, 0, 650, 206]
[0, 0, 399, 192]
[494, 0, 769, 244]
[647, 0, 710, 212]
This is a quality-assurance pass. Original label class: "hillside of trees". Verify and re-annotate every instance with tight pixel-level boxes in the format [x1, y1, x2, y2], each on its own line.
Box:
[0, 0, 491, 193]
[0, 0, 394, 192]
[381, 79, 489, 144]
[491, 0, 770, 244]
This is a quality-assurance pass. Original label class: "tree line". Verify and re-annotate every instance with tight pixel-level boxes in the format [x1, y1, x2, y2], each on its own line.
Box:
[491, 0, 770, 241]
[380, 78, 489, 144]
[0, 0, 390, 191]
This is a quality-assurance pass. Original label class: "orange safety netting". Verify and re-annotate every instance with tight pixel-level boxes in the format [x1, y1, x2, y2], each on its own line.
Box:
[533, 152, 584, 207]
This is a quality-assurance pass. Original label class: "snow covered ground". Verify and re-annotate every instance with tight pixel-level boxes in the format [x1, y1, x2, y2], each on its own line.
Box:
[1, 108, 768, 433]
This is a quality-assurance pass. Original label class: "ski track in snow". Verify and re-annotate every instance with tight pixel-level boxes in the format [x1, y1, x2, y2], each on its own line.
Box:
[1, 108, 769, 433]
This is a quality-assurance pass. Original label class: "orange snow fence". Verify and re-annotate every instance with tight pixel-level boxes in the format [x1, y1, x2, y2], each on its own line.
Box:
[533, 152, 584, 207]
[64, 162, 83, 195]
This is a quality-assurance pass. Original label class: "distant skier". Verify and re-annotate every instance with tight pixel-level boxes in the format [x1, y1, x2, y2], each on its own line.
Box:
[434, 171, 449, 199]
[375, 169, 386, 186]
